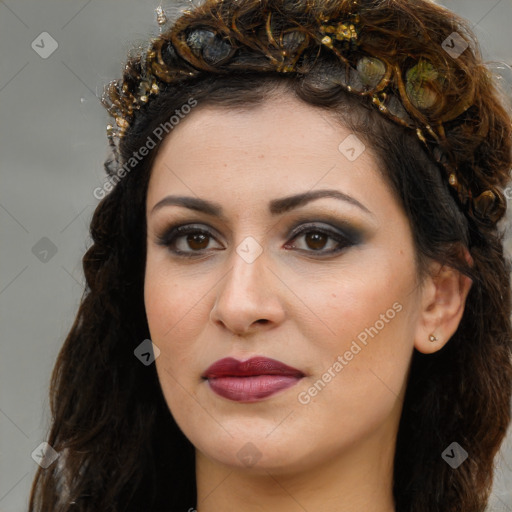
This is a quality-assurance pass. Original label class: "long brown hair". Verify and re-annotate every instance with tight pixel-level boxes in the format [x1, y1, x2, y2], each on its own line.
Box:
[29, 0, 512, 511]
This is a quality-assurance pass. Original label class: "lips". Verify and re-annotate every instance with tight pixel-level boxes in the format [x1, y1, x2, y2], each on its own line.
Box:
[202, 356, 304, 402]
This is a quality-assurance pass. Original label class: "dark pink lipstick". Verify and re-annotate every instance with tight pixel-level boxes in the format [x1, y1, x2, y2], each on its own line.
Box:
[202, 356, 304, 402]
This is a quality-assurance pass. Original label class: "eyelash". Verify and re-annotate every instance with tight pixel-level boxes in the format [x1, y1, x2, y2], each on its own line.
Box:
[156, 222, 359, 259]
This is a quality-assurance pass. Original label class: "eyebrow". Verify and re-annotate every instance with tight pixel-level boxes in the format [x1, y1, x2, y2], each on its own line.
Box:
[150, 189, 374, 219]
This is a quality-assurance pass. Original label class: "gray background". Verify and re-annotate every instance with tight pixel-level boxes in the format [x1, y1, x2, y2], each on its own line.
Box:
[1, 1, 511, 510]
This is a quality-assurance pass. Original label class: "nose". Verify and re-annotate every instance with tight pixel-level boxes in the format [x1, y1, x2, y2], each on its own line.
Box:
[209, 243, 286, 337]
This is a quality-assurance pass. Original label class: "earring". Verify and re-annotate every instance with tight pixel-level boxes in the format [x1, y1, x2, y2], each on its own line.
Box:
[429, 334, 438, 342]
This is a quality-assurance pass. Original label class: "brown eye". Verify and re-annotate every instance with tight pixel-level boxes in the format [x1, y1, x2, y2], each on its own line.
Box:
[284, 224, 358, 255]
[304, 232, 329, 251]
[185, 232, 210, 251]
[156, 225, 222, 256]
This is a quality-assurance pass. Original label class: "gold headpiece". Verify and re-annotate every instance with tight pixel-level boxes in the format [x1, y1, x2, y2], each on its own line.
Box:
[102, 0, 510, 226]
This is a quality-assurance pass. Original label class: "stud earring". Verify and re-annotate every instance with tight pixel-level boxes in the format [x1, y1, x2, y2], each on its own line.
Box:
[429, 334, 438, 342]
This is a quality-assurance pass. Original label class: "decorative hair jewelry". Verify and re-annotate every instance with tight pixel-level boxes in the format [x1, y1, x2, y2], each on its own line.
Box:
[102, 0, 510, 226]
[155, 6, 168, 29]
[429, 334, 438, 343]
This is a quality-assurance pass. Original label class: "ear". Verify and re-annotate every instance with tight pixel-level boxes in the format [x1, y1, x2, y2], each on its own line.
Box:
[414, 251, 473, 354]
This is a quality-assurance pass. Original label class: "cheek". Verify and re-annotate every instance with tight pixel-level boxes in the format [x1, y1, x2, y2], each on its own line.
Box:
[317, 256, 414, 343]
[144, 265, 205, 426]
[144, 261, 192, 374]
[304, 257, 417, 402]
[144, 256, 220, 399]
[291, 287, 415, 453]
[144, 256, 202, 343]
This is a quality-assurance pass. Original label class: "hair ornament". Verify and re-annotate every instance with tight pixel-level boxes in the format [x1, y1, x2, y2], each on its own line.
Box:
[101, 0, 511, 227]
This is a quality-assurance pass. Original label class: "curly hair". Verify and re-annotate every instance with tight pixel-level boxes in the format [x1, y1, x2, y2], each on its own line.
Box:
[29, 0, 512, 511]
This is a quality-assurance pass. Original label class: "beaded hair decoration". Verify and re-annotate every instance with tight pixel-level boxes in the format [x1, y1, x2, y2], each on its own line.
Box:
[101, 0, 512, 227]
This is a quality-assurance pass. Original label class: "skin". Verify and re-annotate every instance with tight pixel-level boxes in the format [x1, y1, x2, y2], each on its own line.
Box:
[144, 92, 472, 512]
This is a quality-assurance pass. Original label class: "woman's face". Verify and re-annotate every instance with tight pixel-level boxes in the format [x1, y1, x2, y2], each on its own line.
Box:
[144, 93, 427, 474]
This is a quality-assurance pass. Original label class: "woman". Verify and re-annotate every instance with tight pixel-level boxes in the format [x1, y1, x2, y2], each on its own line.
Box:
[28, 0, 512, 510]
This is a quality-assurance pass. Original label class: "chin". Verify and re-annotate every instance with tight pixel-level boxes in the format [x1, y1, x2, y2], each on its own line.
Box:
[182, 414, 344, 475]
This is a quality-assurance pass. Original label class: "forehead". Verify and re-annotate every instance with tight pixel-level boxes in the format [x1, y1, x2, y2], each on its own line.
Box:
[149, 95, 378, 184]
